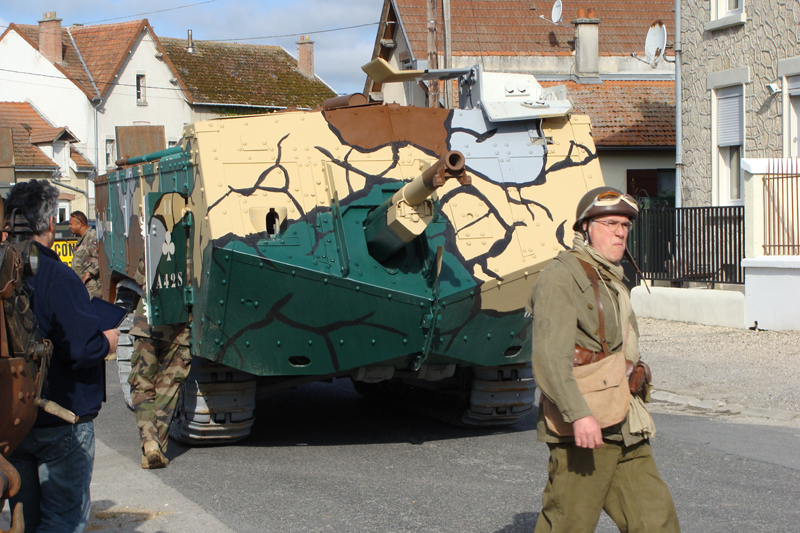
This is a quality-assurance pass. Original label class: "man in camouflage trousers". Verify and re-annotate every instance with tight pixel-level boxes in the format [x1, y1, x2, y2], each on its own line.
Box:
[69, 210, 101, 298]
[128, 258, 191, 469]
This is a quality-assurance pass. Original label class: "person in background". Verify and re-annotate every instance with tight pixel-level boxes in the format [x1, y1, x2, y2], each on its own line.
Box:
[68, 210, 101, 299]
[5, 180, 119, 533]
[528, 187, 679, 532]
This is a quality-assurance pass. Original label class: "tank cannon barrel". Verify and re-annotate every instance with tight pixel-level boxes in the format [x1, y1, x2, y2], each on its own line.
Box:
[365, 151, 469, 263]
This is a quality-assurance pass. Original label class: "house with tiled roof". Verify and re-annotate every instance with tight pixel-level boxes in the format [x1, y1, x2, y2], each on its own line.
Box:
[366, 0, 677, 197]
[0, 12, 336, 218]
[0, 101, 94, 220]
[159, 36, 336, 113]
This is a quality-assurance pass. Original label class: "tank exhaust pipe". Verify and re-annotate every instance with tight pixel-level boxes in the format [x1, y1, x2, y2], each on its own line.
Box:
[364, 151, 469, 263]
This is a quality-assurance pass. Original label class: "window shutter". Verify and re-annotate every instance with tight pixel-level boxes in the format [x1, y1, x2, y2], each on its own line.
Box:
[788, 75, 800, 96]
[717, 85, 743, 147]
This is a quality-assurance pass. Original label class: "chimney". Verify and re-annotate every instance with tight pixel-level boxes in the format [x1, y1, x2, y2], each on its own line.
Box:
[38, 12, 63, 63]
[187, 29, 194, 53]
[296, 35, 315, 79]
[572, 8, 601, 84]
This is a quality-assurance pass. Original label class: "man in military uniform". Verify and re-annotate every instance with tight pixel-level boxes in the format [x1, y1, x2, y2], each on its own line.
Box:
[129, 258, 191, 469]
[69, 210, 101, 298]
[528, 187, 679, 532]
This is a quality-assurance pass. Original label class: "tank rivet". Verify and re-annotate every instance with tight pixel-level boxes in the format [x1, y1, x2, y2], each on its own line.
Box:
[254, 302, 259, 307]
[217, 320, 222, 325]
[308, 340, 313, 345]
[403, 339, 408, 344]
[220, 300, 225, 305]
[371, 339, 376, 345]
[222, 280, 226, 285]
[277, 341, 282, 346]
[463, 336, 468, 341]
[439, 337, 444, 343]
[487, 334, 492, 339]
[340, 340, 345, 345]
[245, 342, 250, 347]
[14, 418, 20, 426]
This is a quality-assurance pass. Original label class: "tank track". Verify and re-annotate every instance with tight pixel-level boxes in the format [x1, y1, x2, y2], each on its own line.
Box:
[114, 312, 136, 410]
[353, 363, 536, 428]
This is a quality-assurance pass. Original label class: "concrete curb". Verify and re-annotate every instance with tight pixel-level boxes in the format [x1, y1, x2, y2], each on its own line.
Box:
[650, 390, 800, 421]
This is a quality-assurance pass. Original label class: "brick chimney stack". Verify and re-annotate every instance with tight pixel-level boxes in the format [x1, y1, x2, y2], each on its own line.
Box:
[572, 8, 601, 84]
[38, 12, 63, 63]
[296, 35, 315, 79]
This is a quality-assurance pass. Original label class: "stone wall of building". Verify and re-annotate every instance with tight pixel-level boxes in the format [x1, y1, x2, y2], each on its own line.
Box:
[680, 0, 799, 206]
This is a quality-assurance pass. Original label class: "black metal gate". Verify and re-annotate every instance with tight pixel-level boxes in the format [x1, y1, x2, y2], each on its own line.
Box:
[629, 206, 745, 285]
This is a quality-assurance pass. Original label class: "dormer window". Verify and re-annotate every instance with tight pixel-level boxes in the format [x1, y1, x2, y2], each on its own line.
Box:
[136, 74, 147, 105]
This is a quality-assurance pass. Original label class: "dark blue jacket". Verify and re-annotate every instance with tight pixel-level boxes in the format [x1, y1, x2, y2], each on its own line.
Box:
[29, 242, 109, 426]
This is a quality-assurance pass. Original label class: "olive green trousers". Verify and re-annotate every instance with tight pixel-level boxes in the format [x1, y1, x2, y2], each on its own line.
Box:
[534, 440, 679, 533]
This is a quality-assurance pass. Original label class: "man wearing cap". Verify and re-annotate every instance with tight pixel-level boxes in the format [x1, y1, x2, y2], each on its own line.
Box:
[528, 187, 679, 532]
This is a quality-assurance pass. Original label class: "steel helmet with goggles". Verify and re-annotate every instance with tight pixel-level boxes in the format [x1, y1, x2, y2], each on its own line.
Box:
[572, 187, 639, 231]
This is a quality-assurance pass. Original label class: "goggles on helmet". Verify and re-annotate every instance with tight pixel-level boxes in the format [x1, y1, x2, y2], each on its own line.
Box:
[576, 191, 638, 222]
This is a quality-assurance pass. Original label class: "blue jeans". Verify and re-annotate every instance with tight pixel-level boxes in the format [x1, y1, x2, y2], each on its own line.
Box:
[8, 422, 95, 533]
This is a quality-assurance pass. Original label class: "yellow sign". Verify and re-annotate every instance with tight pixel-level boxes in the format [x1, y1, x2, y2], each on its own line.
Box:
[53, 240, 77, 267]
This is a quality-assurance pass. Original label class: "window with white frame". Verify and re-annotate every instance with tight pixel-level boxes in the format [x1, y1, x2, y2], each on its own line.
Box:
[57, 202, 69, 224]
[707, 0, 745, 31]
[714, 0, 743, 19]
[788, 76, 800, 157]
[136, 74, 147, 105]
[105, 139, 116, 169]
[717, 85, 744, 204]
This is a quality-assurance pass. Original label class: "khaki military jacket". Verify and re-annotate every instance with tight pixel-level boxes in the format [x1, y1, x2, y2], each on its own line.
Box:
[528, 249, 644, 446]
[72, 227, 101, 298]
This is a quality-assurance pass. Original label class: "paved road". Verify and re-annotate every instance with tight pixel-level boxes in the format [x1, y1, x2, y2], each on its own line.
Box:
[6, 362, 799, 533]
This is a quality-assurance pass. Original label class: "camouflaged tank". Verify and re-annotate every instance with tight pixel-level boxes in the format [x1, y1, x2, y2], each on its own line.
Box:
[96, 63, 604, 443]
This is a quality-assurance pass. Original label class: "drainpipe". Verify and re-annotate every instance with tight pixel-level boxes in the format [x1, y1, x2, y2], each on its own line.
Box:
[674, 0, 682, 207]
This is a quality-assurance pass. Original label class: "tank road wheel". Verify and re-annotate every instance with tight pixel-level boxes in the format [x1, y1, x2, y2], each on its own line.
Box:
[170, 357, 257, 445]
[353, 363, 536, 428]
[460, 363, 536, 427]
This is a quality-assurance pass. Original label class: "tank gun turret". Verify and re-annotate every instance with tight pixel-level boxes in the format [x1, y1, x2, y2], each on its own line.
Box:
[364, 150, 469, 262]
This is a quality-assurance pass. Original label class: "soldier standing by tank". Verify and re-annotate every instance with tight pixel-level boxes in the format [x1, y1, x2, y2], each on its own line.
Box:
[128, 258, 191, 469]
[68, 210, 102, 299]
[528, 187, 679, 532]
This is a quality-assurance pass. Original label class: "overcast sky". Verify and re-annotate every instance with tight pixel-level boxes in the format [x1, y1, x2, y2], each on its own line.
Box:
[1, 0, 383, 94]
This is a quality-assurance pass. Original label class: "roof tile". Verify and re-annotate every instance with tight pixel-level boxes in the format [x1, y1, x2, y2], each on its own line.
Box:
[541, 80, 675, 147]
[159, 38, 337, 109]
[0, 102, 59, 169]
[394, 0, 673, 59]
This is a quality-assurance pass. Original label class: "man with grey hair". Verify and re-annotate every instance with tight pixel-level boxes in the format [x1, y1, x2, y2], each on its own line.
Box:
[4, 180, 119, 533]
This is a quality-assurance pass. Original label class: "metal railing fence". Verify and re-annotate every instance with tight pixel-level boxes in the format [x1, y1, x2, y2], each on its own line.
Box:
[629, 206, 744, 285]
[763, 160, 800, 256]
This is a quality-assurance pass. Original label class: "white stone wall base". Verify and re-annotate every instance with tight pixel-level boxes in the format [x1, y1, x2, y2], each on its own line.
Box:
[742, 257, 800, 331]
[631, 286, 745, 329]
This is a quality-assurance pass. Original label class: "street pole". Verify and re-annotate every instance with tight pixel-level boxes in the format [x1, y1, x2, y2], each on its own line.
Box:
[442, 0, 452, 108]
[427, 0, 440, 108]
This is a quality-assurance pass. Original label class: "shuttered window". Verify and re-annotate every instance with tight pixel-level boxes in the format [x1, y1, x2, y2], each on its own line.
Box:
[717, 85, 743, 147]
[788, 75, 800, 96]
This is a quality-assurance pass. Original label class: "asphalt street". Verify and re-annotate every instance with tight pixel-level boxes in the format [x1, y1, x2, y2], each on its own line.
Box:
[5, 363, 799, 533]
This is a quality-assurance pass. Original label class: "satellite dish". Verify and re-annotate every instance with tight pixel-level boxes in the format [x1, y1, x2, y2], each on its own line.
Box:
[631, 20, 669, 69]
[551, 0, 563, 24]
[644, 21, 667, 68]
[540, 0, 565, 26]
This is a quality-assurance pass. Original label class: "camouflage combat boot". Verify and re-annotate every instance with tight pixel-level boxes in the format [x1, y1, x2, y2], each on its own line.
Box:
[142, 440, 169, 469]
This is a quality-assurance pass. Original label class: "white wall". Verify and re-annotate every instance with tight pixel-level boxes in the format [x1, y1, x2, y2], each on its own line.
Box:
[97, 30, 193, 172]
[0, 31, 96, 163]
[597, 149, 676, 193]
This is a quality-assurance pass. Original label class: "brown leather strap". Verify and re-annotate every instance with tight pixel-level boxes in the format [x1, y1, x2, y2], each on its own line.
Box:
[577, 259, 610, 357]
